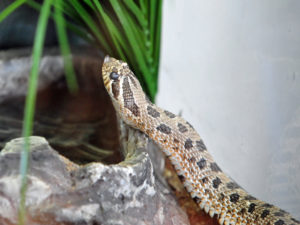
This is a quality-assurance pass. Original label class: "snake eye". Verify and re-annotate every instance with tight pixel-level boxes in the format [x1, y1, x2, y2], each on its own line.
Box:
[110, 72, 119, 80]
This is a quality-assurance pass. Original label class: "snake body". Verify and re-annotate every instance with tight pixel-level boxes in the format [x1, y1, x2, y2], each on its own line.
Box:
[102, 56, 300, 225]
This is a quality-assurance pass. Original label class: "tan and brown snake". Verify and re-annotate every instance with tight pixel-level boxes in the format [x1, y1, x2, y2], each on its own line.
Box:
[101, 56, 300, 225]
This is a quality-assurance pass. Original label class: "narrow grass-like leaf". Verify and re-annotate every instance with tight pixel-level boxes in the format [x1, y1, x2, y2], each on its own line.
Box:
[54, 0, 78, 93]
[70, 0, 113, 55]
[109, 0, 156, 99]
[26, 0, 94, 45]
[0, 0, 26, 23]
[139, 0, 148, 19]
[123, 9, 146, 58]
[97, 7, 139, 70]
[92, 0, 126, 60]
[149, 0, 157, 48]
[122, 0, 147, 29]
[153, 0, 162, 83]
[19, 0, 53, 224]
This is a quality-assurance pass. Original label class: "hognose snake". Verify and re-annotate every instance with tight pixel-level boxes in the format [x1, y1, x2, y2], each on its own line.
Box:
[101, 56, 300, 225]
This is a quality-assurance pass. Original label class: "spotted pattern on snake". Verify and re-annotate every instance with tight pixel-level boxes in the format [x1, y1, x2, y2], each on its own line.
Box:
[102, 56, 300, 225]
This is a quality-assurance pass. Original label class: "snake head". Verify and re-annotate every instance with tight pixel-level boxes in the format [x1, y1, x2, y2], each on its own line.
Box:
[102, 56, 146, 122]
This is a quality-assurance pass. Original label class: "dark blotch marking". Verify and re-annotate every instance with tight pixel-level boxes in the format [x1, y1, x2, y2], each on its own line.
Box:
[193, 196, 201, 204]
[122, 77, 140, 116]
[156, 124, 172, 134]
[240, 208, 246, 215]
[291, 218, 299, 223]
[244, 195, 256, 201]
[205, 189, 211, 195]
[230, 193, 240, 203]
[178, 123, 188, 133]
[196, 140, 206, 151]
[189, 157, 196, 163]
[146, 129, 153, 136]
[261, 210, 270, 219]
[147, 105, 160, 118]
[174, 138, 179, 143]
[184, 138, 193, 149]
[262, 203, 273, 208]
[138, 121, 145, 128]
[219, 193, 225, 201]
[197, 158, 207, 170]
[248, 203, 256, 213]
[210, 162, 222, 172]
[274, 210, 287, 217]
[186, 121, 194, 129]
[274, 220, 285, 225]
[212, 177, 222, 189]
[226, 182, 240, 190]
[128, 104, 139, 117]
[111, 81, 120, 99]
[164, 110, 176, 118]
[202, 177, 208, 184]
[274, 212, 284, 217]
[178, 175, 185, 182]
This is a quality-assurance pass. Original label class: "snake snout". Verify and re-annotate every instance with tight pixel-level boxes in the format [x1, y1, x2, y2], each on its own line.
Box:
[104, 55, 111, 63]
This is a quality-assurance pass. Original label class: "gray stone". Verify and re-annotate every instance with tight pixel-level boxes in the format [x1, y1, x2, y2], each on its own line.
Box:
[0, 48, 64, 103]
[0, 135, 189, 225]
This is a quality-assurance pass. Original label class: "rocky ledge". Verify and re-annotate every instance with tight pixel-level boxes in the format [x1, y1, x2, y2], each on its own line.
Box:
[0, 136, 189, 225]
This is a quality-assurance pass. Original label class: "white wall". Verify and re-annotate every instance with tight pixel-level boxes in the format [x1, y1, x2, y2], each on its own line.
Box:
[158, 0, 300, 218]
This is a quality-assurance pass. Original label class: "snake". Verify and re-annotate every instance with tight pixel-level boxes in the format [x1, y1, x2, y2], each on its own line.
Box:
[101, 56, 300, 225]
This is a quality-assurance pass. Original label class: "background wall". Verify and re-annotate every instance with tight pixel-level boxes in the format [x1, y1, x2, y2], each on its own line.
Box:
[158, 0, 300, 219]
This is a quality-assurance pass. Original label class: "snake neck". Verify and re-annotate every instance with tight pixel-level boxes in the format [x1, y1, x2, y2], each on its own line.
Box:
[122, 102, 299, 225]
[102, 56, 299, 225]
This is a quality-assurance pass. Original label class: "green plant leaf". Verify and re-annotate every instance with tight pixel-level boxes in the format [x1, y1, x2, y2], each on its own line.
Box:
[153, 0, 163, 82]
[70, 0, 113, 55]
[26, 0, 95, 44]
[0, 0, 26, 23]
[122, 0, 147, 29]
[92, 0, 127, 59]
[54, 0, 78, 93]
[109, 0, 156, 99]
[19, 0, 53, 224]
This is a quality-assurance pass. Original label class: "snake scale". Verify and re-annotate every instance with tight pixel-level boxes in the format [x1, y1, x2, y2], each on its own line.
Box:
[101, 56, 300, 225]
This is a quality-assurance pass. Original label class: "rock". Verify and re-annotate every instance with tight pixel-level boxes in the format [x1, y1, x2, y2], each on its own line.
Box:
[0, 48, 64, 103]
[0, 47, 121, 164]
[0, 136, 189, 225]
